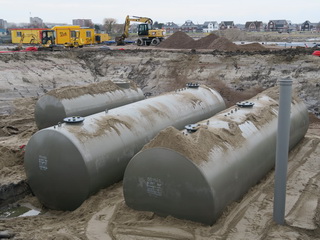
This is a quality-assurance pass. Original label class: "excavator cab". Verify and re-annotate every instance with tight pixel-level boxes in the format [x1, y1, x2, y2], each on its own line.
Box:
[41, 30, 56, 46]
[137, 24, 150, 36]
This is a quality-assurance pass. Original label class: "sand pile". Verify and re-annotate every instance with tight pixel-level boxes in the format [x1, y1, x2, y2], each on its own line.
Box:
[194, 33, 220, 48]
[207, 36, 239, 51]
[157, 31, 195, 49]
[159, 31, 265, 51]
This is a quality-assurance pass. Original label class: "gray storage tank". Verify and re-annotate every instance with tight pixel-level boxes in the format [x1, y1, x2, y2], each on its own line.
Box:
[34, 80, 145, 129]
[24, 85, 226, 211]
[123, 87, 309, 225]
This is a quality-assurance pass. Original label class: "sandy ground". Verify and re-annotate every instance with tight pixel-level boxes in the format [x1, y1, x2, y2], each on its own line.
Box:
[0, 41, 319, 239]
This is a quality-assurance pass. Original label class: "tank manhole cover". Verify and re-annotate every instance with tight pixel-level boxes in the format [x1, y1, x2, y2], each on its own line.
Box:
[63, 116, 85, 123]
[236, 101, 255, 108]
[186, 83, 200, 88]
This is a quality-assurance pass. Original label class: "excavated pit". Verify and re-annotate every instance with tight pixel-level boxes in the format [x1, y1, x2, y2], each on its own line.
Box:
[0, 43, 319, 239]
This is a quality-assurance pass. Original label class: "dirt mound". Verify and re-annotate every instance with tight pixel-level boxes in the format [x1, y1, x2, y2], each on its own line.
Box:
[207, 37, 239, 51]
[194, 34, 220, 49]
[159, 31, 266, 52]
[158, 31, 195, 49]
[239, 42, 266, 51]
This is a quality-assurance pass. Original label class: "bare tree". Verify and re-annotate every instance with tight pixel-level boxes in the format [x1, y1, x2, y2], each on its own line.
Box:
[103, 18, 117, 33]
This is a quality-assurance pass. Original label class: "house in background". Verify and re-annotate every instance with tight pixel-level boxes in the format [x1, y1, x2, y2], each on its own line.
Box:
[202, 21, 219, 33]
[219, 21, 235, 30]
[180, 20, 198, 33]
[267, 20, 290, 32]
[245, 21, 264, 32]
[300, 20, 319, 31]
[163, 22, 179, 33]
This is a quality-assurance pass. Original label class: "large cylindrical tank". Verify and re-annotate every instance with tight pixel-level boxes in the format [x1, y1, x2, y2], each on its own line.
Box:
[34, 80, 145, 129]
[123, 87, 309, 225]
[24, 85, 226, 211]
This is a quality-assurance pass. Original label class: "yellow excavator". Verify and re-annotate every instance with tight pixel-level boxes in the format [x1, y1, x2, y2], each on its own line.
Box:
[38, 30, 61, 51]
[115, 15, 165, 46]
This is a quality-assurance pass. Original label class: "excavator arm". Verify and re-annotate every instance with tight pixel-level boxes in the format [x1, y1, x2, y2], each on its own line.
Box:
[116, 15, 153, 45]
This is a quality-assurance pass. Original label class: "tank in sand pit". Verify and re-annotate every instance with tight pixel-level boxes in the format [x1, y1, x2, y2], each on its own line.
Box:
[24, 85, 226, 211]
[34, 80, 145, 129]
[123, 87, 309, 225]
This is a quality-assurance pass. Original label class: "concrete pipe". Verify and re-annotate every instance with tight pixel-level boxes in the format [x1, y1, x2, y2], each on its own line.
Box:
[24, 85, 226, 211]
[123, 87, 309, 225]
[34, 80, 145, 129]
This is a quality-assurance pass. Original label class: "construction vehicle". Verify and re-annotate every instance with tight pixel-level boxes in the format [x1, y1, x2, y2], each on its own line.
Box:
[52, 26, 84, 48]
[116, 15, 165, 46]
[38, 29, 63, 51]
[39, 26, 96, 50]
[64, 30, 83, 48]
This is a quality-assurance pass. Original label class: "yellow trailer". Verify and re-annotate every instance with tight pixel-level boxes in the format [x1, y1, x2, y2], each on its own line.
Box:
[11, 28, 48, 44]
[94, 33, 111, 43]
[52, 25, 81, 45]
[50, 26, 95, 47]
[80, 28, 95, 45]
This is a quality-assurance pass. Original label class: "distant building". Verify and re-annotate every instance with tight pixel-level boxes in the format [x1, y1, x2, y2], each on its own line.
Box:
[202, 21, 219, 33]
[45, 23, 68, 28]
[180, 20, 198, 33]
[267, 20, 290, 32]
[163, 22, 179, 33]
[219, 21, 235, 30]
[300, 20, 317, 31]
[30, 17, 44, 28]
[73, 19, 94, 28]
[0, 19, 8, 29]
[245, 21, 264, 32]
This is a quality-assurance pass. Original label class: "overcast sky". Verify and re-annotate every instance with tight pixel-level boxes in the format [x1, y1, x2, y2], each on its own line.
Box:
[1, 0, 319, 25]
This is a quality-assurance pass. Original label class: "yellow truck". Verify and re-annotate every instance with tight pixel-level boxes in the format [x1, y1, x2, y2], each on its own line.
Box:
[39, 26, 95, 48]
[51, 26, 94, 47]
[11, 28, 48, 44]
